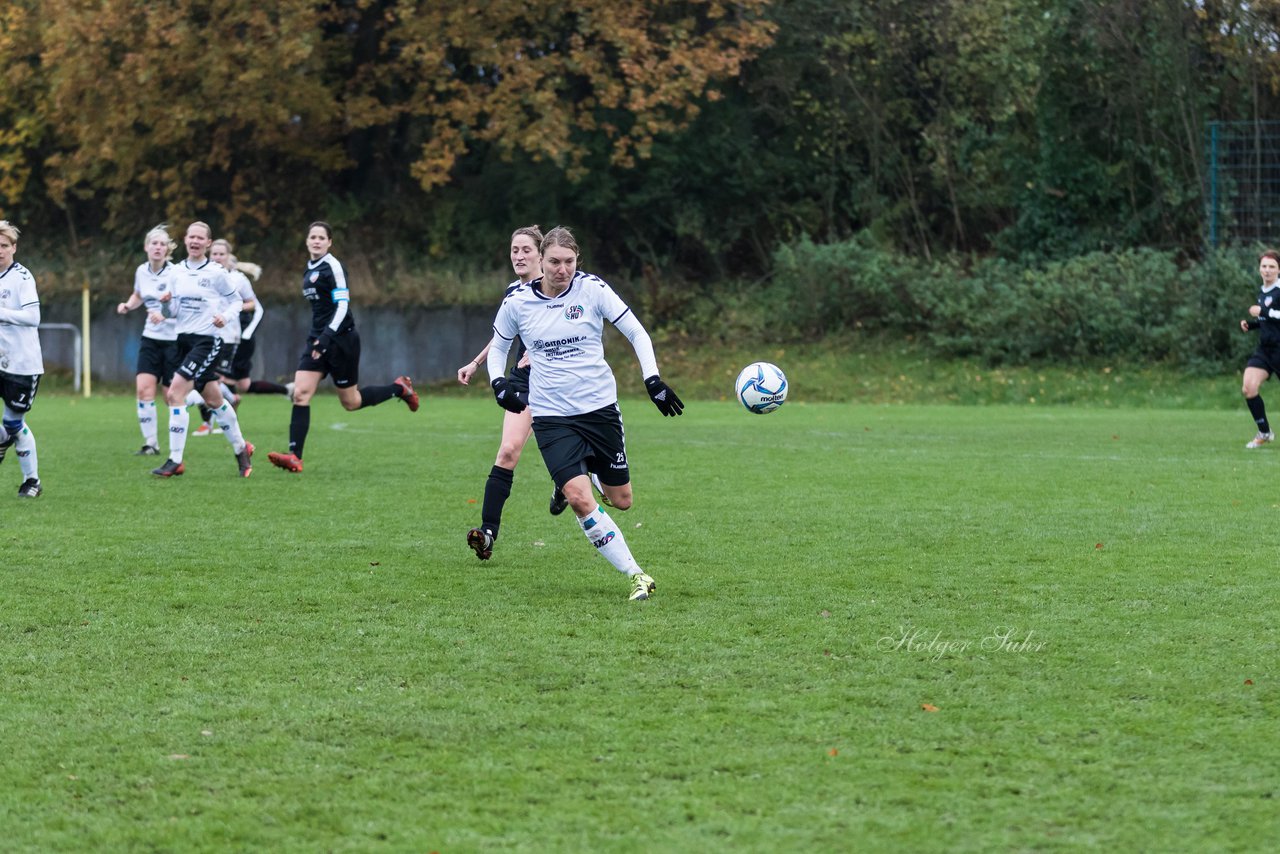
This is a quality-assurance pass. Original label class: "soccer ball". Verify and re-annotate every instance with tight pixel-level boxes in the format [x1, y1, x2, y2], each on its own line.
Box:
[735, 361, 788, 414]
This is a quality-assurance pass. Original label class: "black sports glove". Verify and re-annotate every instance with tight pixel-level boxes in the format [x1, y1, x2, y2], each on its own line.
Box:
[645, 375, 684, 417]
[310, 331, 333, 357]
[491, 377, 528, 413]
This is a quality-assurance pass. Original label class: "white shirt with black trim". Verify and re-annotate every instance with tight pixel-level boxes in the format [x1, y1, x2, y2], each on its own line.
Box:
[170, 259, 240, 337]
[0, 261, 43, 375]
[133, 261, 178, 342]
[491, 270, 632, 417]
[217, 269, 257, 343]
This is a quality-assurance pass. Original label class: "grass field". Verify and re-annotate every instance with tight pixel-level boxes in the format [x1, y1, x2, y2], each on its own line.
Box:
[2, 389, 1277, 851]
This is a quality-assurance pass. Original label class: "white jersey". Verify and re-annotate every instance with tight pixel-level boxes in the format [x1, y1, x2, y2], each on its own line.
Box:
[217, 269, 257, 343]
[170, 258, 240, 337]
[132, 261, 178, 341]
[0, 261, 43, 375]
[491, 270, 632, 417]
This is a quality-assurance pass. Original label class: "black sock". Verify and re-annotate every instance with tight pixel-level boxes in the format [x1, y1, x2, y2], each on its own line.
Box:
[248, 380, 289, 394]
[481, 465, 514, 538]
[199, 404, 213, 424]
[289, 404, 310, 458]
[357, 383, 398, 408]
[1248, 396, 1271, 433]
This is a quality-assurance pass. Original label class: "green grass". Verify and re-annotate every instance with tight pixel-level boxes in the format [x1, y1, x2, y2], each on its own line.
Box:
[1, 390, 1277, 851]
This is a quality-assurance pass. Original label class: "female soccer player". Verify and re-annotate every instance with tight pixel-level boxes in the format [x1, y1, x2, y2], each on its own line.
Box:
[459, 225, 569, 560]
[266, 221, 419, 473]
[116, 224, 178, 456]
[150, 221, 254, 478]
[0, 221, 45, 497]
[485, 226, 684, 600]
[1240, 249, 1280, 448]
[191, 238, 262, 436]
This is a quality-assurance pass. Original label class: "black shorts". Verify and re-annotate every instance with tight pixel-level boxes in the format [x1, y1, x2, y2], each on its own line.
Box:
[137, 337, 180, 385]
[532, 404, 629, 489]
[213, 343, 240, 380]
[0, 372, 40, 414]
[507, 363, 531, 395]
[1247, 347, 1280, 375]
[231, 336, 256, 379]
[296, 328, 360, 388]
[174, 333, 223, 389]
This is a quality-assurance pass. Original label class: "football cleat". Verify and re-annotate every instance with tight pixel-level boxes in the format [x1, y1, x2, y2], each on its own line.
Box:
[267, 451, 303, 473]
[549, 487, 569, 516]
[134, 444, 160, 456]
[152, 459, 185, 477]
[1246, 431, 1275, 449]
[629, 572, 656, 601]
[590, 472, 614, 507]
[395, 375, 420, 412]
[17, 477, 41, 498]
[192, 423, 212, 437]
[0, 433, 15, 465]
[467, 527, 494, 560]
[236, 442, 254, 478]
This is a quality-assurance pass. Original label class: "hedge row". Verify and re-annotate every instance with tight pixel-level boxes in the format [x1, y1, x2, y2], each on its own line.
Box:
[722, 235, 1262, 373]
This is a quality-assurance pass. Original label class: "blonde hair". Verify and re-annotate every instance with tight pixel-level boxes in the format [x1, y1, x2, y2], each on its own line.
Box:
[144, 223, 176, 256]
[210, 238, 233, 253]
[235, 260, 262, 281]
[0, 220, 21, 244]
[540, 225, 578, 256]
[187, 221, 213, 239]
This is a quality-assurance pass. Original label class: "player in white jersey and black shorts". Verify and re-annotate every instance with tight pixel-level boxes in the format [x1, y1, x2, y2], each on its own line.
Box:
[190, 238, 261, 436]
[486, 226, 684, 601]
[266, 221, 419, 473]
[225, 256, 272, 396]
[0, 221, 45, 498]
[150, 221, 255, 478]
[116, 223, 179, 456]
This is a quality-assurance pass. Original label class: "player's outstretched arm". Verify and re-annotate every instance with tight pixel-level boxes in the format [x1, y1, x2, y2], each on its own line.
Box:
[613, 310, 683, 416]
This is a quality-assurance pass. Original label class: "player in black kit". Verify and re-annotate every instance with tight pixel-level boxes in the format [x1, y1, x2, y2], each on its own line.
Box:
[1240, 249, 1280, 449]
[266, 221, 419, 473]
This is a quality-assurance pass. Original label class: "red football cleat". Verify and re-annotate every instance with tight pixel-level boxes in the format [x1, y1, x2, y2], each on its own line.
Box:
[267, 451, 303, 473]
[395, 375, 420, 412]
[236, 441, 254, 478]
[151, 459, 185, 478]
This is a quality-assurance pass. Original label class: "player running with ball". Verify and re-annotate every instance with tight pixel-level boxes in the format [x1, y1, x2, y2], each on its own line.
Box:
[485, 226, 684, 601]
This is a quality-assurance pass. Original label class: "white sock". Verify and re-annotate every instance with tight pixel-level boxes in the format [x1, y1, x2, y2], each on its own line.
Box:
[577, 506, 642, 575]
[15, 425, 37, 481]
[219, 383, 238, 406]
[185, 389, 204, 408]
[137, 399, 158, 446]
[168, 407, 189, 462]
[213, 402, 247, 453]
[590, 472, 605, 494]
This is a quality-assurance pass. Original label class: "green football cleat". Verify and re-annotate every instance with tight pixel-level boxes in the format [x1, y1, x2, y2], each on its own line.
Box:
[629, 572, 655, 601]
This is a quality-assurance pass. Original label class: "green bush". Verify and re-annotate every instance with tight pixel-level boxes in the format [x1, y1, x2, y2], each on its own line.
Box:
[743, 235, 1261, 372]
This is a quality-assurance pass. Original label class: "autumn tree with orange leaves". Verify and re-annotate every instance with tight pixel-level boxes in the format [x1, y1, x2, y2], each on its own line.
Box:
[0, 0, 774, 242]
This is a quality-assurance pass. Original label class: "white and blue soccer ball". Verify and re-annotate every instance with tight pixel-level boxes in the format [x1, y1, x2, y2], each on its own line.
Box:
[735, 361, 788, 414]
